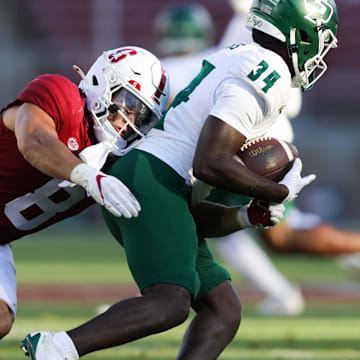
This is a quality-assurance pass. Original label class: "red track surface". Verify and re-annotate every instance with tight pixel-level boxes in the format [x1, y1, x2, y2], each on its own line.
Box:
[18, 283, 360, 303]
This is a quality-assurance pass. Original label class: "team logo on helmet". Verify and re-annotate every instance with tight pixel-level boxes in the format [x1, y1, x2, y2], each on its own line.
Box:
[109, 48, 137, 63]
[304, 0, 334, 25]
[67, 137, 79, 151]
[247, 13, 262, 28]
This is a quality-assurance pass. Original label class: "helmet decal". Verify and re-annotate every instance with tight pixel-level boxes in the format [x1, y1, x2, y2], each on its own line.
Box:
[304, 0, 334, 25]
[109, 48, 137, 63]
[129, 80, 141, 91]
[77, 46, 170, 153]
[152, 64, 167, 105]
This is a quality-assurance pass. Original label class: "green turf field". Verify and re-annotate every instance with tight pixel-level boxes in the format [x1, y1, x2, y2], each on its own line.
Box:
[3, 303, 360, 360]
[2, 220, 360, 359]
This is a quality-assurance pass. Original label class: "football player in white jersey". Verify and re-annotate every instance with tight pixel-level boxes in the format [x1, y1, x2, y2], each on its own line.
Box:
[159, 0, 360, 316]
[219, 0, 360, 300]
[22, 1, 338, 359]
[157, 1, 306, 316]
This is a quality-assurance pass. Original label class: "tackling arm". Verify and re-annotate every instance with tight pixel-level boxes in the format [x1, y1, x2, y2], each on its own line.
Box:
[14, 103, 83, 180]
[11, 103, 140, 218]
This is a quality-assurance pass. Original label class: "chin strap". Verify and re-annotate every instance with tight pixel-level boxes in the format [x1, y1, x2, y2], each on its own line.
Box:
[289, 28, 304, 89]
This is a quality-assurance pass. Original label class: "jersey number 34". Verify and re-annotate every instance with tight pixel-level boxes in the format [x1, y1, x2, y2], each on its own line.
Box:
[247, 60, 281, 94]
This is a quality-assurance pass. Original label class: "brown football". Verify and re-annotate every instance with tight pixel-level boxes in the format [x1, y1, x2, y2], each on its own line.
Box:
[236, 137, 298, 182]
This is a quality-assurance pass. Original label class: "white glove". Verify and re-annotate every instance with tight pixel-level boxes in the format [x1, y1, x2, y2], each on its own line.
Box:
[279, 158, 316, 203]
[237, 200, 285, 228]
[70, 163, 140, 218]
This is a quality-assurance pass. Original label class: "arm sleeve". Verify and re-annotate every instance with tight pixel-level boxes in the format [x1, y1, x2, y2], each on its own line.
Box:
[16, 74, 81, 132]
[209, 78, 266, 139]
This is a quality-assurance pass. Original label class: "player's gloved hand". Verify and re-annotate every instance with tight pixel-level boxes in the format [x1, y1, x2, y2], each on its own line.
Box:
[70, 163, 140, 218]
[237, 200, 285, 228]
[279, 158, 316, 203]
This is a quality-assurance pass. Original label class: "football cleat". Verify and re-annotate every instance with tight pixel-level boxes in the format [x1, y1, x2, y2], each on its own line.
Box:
[257, 287, 304, 316]
[21, 332, 78, 360]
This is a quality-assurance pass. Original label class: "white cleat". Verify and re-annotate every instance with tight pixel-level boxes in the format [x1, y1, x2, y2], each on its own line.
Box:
[21, 332, 78, 360]
[256, 287, 305, 316]
[337, 254, 360, 279]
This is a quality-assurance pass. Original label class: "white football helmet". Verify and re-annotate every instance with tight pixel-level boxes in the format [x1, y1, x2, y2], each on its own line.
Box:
[76, 46, 169, 153]
[228, 0, 252, 15]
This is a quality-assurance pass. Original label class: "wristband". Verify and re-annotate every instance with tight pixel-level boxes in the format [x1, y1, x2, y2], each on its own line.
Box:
[236, 205, 251, 228]
[69, 163, 93, 186]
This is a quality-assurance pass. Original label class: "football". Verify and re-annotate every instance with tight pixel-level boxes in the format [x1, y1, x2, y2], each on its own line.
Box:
[236, 137, 298, 182]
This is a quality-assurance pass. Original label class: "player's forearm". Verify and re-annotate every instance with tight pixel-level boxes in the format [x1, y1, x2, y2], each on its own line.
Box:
[193, 155, 288, 203]
[19, 132, 83, 180]
[191, 201, 243, 238]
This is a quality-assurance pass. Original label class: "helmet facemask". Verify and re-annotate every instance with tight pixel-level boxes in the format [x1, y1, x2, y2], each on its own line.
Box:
[76, 47, 168, 154]
[107, 88, 156, 143]
[246, 0, 339, 92]
[290, 23, 338, 91]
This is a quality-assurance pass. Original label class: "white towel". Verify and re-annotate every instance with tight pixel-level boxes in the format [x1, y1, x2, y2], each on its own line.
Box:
[58, 142, 115, 188]
[78, 142, 114, 170]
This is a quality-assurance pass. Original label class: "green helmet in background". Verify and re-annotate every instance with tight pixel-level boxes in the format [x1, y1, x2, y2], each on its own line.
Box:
[246, 0, 338, 91]
[154, 3, 215, 56]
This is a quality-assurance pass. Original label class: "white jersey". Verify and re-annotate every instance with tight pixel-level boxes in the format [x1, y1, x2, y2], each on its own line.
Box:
[218, 15, 302, 122]
[137, 43, 291, 181]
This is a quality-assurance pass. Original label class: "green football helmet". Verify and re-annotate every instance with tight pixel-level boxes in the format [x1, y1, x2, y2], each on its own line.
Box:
[154, 3, 215, 56]
[246, 0, 338, 91]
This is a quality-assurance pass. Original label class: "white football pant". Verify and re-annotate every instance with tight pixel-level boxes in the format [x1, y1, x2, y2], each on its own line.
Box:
[0, 244, 17, 318]
[213, 230, 298, 299]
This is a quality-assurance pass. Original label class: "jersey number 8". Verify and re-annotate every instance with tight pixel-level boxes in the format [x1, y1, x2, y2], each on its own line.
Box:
[4, 179, 86, 231]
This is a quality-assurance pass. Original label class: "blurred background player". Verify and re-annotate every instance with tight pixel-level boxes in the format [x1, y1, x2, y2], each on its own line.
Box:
[153, 0, 360, 316]
[153, 2, 215, 104]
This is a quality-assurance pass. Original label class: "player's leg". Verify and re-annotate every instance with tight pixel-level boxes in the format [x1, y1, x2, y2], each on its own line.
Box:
[178, 281, 240, 360]
[72, 152, 199, 356]
[0, 244, 16, 339]
[206, 188, 304, 316]
[177, 242, 240, 359]
[264, 206, 360, 276]
[264, 207, 360, 255]
[22, 151, 201, 358]
[214, 230, 304, 315]
[67, 283, 191, 356]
